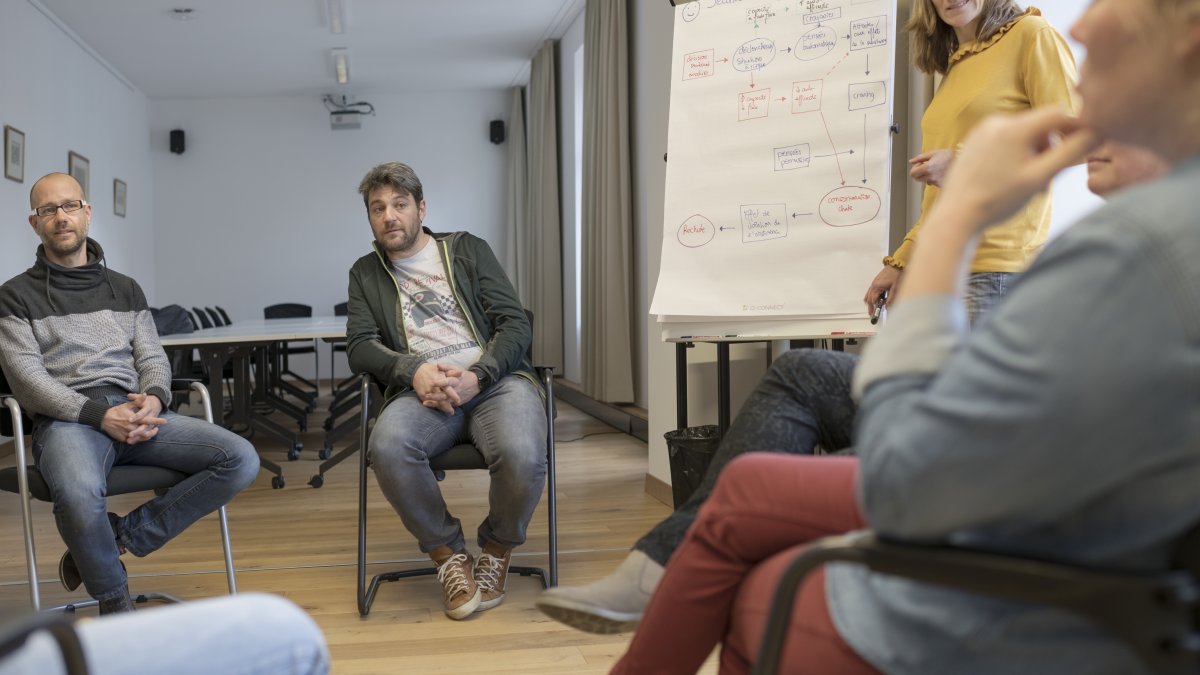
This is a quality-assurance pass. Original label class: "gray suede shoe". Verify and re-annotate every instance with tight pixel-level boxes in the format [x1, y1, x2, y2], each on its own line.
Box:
[535, 550, 664, 634]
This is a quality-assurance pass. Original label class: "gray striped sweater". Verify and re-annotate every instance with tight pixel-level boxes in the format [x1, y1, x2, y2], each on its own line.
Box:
[0, 238, 172, 429]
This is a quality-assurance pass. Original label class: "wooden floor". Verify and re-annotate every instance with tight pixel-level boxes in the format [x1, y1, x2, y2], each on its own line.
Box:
[0, 382, 720, 673]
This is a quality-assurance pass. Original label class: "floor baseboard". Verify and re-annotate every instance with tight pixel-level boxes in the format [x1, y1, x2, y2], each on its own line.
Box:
[644, 473, 674, 508]
[552, 381, 648, 442]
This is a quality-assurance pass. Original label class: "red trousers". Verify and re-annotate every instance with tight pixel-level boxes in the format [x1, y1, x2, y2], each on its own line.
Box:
[612, 454, 879, 674]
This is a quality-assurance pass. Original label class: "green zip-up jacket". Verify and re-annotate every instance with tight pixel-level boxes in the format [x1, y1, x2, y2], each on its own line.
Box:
[345, 229, 537, 406]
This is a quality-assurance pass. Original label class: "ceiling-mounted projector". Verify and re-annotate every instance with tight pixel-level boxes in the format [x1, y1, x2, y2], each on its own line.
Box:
[330, 110, 363, 130]
[324, 94, 375, 130]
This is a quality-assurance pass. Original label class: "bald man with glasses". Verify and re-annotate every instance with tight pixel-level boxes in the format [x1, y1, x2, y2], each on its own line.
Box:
[0, 173, 259, 614]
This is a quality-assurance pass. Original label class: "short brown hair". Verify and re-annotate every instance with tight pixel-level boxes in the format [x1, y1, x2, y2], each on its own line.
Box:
[357, 162, 424, 208]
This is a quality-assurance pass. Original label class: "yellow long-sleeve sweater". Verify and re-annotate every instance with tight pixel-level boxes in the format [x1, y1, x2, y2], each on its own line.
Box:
[889, 8, 1080, 272]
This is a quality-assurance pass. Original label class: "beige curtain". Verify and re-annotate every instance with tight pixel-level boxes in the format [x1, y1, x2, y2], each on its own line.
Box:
[504, 86, 529, 300]
[527, 40, 564, 371]
[581, 0, 634, 402]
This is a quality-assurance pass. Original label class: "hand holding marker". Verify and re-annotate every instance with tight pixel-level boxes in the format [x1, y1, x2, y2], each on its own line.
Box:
[870, 291, 887, 325]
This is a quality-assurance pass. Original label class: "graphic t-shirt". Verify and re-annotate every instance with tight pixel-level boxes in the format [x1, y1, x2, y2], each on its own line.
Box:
[387, 239, 482, 370]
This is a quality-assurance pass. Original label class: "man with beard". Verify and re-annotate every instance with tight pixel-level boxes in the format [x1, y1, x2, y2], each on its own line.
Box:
[0, 173, 259, 614]
[346, 161, 547, 620]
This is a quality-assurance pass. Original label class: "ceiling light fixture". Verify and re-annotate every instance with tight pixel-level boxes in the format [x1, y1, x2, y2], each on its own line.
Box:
[331, 48, 350, 85]
[326, 0, 346, 35]
[169, 7, 198, 21]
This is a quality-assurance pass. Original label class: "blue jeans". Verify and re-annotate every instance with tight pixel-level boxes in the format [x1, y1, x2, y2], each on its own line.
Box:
[634, 275, 1020, 566]
[964, 271, 1019, 328]
[369, 375, 547, 553]
[2, 593, 328, 675]
[635, 350, 859, 566]
[32, 398, 259, 602]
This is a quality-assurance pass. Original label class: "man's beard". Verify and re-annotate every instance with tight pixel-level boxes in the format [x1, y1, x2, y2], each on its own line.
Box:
[45, 230, 85, 258]
[382, 224, 421, 255]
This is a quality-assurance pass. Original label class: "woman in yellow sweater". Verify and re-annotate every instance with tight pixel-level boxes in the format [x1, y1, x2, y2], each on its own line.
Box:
[863, 0, 1079, 325]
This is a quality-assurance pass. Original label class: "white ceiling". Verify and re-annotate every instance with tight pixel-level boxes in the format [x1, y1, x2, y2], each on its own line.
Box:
[37, 0, 585, 99]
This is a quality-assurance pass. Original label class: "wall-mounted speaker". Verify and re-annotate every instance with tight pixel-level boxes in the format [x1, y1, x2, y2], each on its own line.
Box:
[489, 119, 505, 145]
[169, 129, 185, 154]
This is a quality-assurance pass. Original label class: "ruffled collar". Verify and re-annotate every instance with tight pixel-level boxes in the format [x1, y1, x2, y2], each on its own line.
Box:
[948, 7, 1039, 68]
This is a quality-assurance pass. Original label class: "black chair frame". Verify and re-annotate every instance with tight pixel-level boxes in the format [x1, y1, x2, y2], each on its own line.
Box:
[1, 380, 238, 612]
[356, 368, 558, 616]
[0, 613, 86, 674]
[752, 529, 1200, 675]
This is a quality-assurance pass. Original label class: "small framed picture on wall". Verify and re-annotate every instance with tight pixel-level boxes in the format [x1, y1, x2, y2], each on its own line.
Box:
[68, 151, 90, 199]
[4, 125, 24, 183]
[113, 178, 127, 217]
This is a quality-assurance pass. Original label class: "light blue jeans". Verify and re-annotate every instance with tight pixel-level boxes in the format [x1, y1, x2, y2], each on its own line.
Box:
[964, 271, 1019, 327]
[369, 375, 547, 553]
[0, 593, 328, 675]
[32, 397, 259, 602]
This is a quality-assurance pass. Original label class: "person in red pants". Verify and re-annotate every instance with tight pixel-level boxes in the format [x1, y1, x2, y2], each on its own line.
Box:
[612, 454, 874, 674]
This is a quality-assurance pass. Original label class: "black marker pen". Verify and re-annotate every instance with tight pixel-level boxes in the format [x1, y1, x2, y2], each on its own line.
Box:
[870, 291, 887, 325]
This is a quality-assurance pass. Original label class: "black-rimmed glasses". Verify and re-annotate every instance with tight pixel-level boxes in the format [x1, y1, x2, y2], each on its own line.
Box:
[31, 200, 87, 218]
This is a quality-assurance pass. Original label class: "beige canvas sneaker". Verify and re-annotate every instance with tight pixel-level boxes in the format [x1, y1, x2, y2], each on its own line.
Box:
[435, 550, 481, 619]
[474, 546, 512, 612]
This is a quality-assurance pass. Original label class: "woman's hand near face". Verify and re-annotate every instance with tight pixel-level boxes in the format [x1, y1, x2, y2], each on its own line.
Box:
[932, 109, 1098, 233]
[893, 109, 1098, 306]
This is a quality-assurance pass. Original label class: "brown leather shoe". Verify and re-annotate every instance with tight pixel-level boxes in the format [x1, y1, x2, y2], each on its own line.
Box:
[474, 546, 511, 612]
[434, 549, 481, 620]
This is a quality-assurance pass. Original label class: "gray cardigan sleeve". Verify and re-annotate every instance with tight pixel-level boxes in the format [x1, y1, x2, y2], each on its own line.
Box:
[852, 221, 1197, 542]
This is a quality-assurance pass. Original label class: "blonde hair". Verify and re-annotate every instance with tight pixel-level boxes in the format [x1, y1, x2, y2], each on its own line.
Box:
[907, 0, 1026, 74]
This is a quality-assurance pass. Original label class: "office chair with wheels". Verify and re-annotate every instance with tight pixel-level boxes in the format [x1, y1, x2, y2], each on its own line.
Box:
[262, 303, 319, 404]
[191, 307, 213, 329]
[752, 528, 1200, 675]
[204, 307, 226, 328]
[328, 302, 351, 393]
[178, 306, 237, 406]
[316, 302, 358, 464]
[0, 375, 239, 612]
[356, 367, 558, 616]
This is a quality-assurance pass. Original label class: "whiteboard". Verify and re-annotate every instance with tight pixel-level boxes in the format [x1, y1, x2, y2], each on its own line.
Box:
[651, 0, 898, 336]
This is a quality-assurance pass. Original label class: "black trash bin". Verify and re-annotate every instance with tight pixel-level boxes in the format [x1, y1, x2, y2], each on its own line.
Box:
[664, 425, 722, 509]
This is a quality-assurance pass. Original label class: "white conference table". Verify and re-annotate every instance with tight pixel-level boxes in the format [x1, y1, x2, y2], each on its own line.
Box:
[161, 317, 347, 489]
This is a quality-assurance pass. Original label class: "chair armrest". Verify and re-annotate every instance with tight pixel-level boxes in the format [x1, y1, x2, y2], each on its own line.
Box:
[0, 613, 88, 675]
[752, 531, 1200, 675]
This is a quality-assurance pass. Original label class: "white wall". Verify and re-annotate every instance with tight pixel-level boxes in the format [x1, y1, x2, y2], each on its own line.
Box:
[0, 0, 154, 297]
[631, 0, 676, 485]
[150, 90, 510, 378]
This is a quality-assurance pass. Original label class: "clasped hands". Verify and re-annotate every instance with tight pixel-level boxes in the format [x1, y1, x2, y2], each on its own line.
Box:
[101, 392, 167, 445]
[413, 362, 481, 415]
